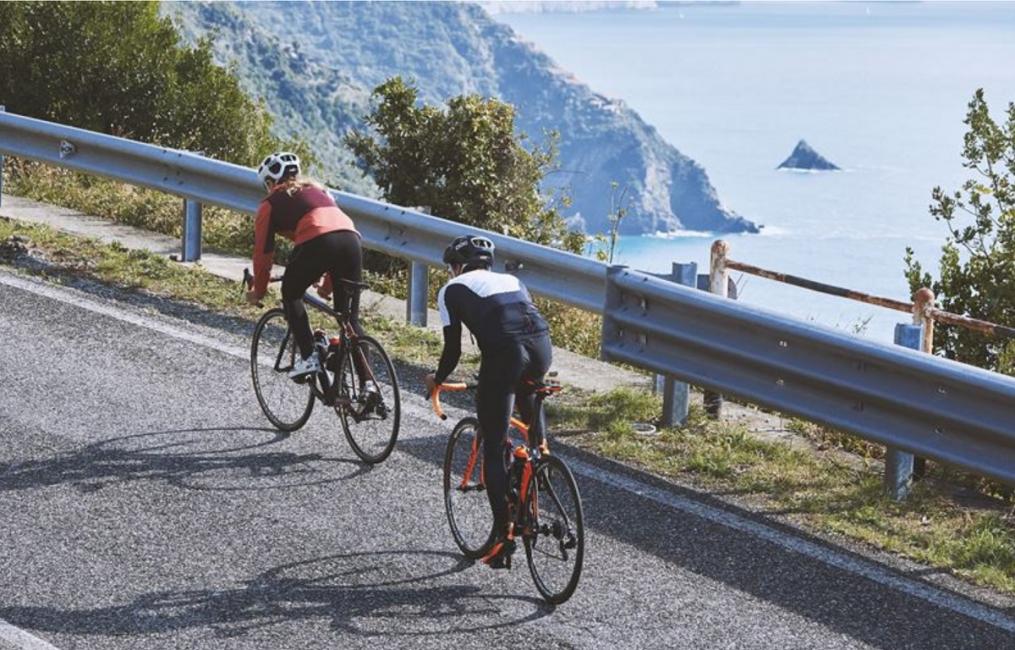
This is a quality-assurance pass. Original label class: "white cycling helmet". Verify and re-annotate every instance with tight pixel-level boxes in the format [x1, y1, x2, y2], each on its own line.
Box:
[257, 151, 301, 189]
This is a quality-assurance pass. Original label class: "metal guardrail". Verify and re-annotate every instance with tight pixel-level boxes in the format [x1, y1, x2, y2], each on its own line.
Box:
[2, 110, 1014, 490]
[601, 266, 1015, 486]
[0, 111, 605, 312]
[716, 240, 1015, 494]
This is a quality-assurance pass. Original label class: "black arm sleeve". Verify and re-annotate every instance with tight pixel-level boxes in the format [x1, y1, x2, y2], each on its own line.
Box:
[435, 321, 461, 384]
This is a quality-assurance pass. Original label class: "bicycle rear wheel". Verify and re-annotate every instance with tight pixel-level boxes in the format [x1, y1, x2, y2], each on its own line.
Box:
[443, 417, 496, 558]
[523, 454, 585, 605]
[336, 335, 400, 464]
[250, 308, 315, 432]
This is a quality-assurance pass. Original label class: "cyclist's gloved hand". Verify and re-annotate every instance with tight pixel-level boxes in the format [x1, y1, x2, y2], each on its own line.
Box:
[316, 273, 334, 300]
[424, 373, 438, 398]
[246, 288, 265, 306]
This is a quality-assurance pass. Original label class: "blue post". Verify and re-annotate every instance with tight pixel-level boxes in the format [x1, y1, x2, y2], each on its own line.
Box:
[658, 262, 697, 427]
[0, 105, 5, 208]
[181, 198, 202, 262]
[407, 260, 428, 327]
[886, 323, 922, 500]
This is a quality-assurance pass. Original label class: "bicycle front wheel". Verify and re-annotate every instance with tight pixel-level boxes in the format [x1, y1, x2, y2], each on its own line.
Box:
[250, 308, 315, 432]
[336, 335, 400, 464]
[523, 454, 585, 605]
[444, 417, 496, 558]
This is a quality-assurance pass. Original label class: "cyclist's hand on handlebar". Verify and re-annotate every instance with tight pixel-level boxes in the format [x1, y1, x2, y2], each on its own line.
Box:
[315, 273, 334, 300]
[246, 288, 265, 306]
[424, 373, 438, 398]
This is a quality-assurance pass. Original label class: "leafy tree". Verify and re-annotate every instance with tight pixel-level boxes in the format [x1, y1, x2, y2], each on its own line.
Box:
[0, 1, 278, 165]
[904, 89, 1015, 373]
[346, 77, 584, 253]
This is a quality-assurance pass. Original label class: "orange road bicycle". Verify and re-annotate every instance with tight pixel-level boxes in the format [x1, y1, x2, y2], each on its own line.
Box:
[431, 378, 584, 604]
[243, 268, 401, 464]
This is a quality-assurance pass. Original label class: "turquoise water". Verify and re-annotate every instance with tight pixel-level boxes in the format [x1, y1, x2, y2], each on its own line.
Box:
[500, 2, 1015, 341]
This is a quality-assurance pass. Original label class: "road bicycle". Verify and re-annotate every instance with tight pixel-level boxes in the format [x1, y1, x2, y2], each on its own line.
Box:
[431, 378, 584, 604]
[243, 268, 401, 464]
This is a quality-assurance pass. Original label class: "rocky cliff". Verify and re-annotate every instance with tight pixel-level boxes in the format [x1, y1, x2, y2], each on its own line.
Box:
[165, 1, 758, 235]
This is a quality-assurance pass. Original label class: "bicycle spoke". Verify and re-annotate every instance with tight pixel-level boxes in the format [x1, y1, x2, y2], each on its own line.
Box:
[337, 336, 400, 464]
[524, 455, 584, 604]
[444, 418, 495, 558]
[250, 309, 314, 431]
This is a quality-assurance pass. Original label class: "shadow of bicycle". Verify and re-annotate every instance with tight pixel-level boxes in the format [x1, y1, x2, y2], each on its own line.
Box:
[0, 426, 372, 494]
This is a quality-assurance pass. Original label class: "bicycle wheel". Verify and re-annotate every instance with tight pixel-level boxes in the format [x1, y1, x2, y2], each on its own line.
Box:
[336, 335, 400, 464]
[443, 417, 496, 558]
[523, 454, 585, 605]
[250, 308, 315, 432]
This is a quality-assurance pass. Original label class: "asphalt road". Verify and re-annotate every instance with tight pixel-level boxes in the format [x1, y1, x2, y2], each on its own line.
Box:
[0, 268, 1012, 649]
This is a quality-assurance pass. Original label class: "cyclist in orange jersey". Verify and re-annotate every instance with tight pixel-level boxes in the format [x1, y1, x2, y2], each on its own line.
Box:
[247, 152, 364, 379]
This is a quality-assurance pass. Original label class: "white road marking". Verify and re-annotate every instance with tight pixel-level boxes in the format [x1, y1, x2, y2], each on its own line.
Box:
[2, 269, 1014, 634]
[562, 456, 1015, 634]
[0, 619, 61, 650]
[0, 271, 251, 362]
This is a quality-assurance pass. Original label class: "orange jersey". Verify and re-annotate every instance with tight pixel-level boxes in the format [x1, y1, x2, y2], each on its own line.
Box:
[252, 184, 358, 294]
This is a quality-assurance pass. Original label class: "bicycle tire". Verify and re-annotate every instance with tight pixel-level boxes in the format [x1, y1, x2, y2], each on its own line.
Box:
[336, 335, 401, 464]
[443, 417, 496, 558]
[250, 308, 315, 432]
[523, 454, 585, 605]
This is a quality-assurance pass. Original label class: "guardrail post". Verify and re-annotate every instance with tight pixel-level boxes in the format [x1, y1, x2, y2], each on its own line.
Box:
[601, 264, 627, 358]
[0, 105, 5, 207]
[656, 262, 696, 427]
[703, 240, 731, 419]
[886, 323, 922, 500]
[407, 260, 428, 327]
[180, 198, 202, 262]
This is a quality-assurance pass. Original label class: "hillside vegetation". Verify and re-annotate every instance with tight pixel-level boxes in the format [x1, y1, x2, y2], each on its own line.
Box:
[0, 1, 282, 165]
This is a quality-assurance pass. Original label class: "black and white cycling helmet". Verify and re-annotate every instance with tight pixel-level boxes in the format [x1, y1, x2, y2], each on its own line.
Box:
[257, 151, 301, 189]
[443, 235, 495, 267]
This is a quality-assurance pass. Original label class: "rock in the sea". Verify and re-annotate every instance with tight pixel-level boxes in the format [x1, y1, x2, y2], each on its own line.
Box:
[777, 140, 840, 171]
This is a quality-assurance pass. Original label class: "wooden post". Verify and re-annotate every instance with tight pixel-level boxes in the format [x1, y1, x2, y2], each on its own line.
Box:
[911, 288, 936, 479]
[704, 240, 730, 419]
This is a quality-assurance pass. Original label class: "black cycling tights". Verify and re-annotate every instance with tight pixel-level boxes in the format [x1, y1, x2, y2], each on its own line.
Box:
[476, 334, 553, 536]
[281, 230, 364, 359]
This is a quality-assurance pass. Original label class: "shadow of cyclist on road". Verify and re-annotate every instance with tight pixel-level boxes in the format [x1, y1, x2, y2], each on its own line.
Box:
[0, 550, 553, 640]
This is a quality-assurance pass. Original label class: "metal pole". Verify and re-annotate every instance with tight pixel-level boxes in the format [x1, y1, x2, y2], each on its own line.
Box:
[180, 198, 202, 262]
[704, 240, 730, 419]
[911, 288, 936, 479]
[658, 262, 696, 427]
[886, 323, 922, 500]
[407, 260, 428, 327]
[0, 105, 5, 208]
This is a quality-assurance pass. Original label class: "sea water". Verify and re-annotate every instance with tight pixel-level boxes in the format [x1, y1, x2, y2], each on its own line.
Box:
[500, 2, 1015, 342]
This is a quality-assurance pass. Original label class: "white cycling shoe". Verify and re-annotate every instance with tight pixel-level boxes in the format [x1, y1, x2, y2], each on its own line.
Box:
[288, 352, 321, 380]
